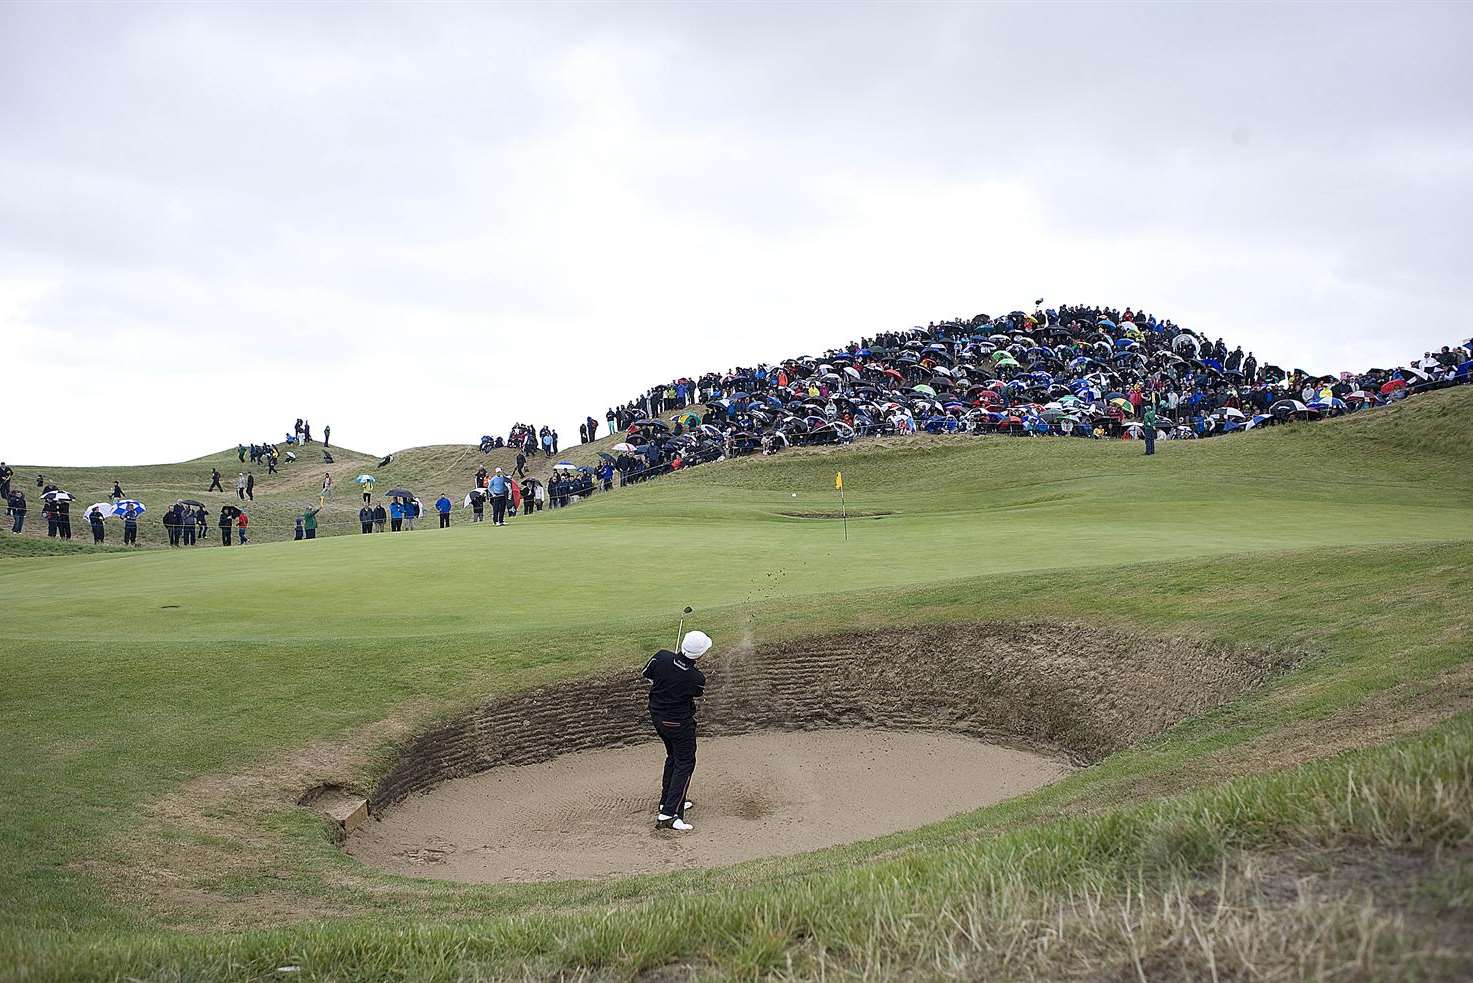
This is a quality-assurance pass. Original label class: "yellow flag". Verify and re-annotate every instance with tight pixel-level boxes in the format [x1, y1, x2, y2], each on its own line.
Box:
[835, 471, 843, 490]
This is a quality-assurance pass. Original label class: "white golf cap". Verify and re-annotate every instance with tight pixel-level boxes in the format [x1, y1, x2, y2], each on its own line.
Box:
[680, 630, 712, 659]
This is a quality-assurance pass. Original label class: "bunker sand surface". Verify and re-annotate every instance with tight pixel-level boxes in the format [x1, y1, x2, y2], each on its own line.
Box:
[349, 729, 1068, 882]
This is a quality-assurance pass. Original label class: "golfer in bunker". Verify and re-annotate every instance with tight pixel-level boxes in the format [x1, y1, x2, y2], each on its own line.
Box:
[643, 628, 712, 831]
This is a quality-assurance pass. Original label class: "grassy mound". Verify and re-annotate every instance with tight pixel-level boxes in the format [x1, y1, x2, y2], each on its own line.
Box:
[1, 387, 1471, 980]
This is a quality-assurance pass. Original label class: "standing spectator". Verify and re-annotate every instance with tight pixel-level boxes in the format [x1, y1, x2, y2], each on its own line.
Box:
[541, 427, 553, 456]
[302, 506, 319, 539]
[469, 489, 485, 523]
[514, 451, 527, 478]
[88, 505, 106, 544]
[8, 490, 25, 533]
[236, 473, 247, 500]
[488, 468, 510, 526]
[165, 504, 181, 547]
[218, 508, 233, 546]
[361, 476, 374, 503]
[359, 503, 374, 534]
[303, 420, 312, 443]
[372, 502, 387, 532]
[209, 468, 222, 492]
[181, 507, 196, 546]
[245, 473, 255, 501]
[551, 428, 560, 454]
[44, 497, 58, 538]
[389, 498, 404, 532]
[111, 480, 124, 503]
[579, 422, 588, 445]
[120, 505, 138, 546]
[321, 473, 333, 499]
[405, 499, 419, 531]
[1143, 405, 1159, 456]
[196, 507, 209, 542]
[238, 443, 246, 463]
[236, 510, 249, 544]
[323, 424, 331, 448]
[57, 499, 71, 539]
[587, 415, 599, 442]
[534, 480, 546, 512]
[435, 494, 452, 528]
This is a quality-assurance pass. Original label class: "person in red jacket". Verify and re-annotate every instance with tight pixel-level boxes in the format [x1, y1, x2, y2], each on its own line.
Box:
[236, 511, 249, 544]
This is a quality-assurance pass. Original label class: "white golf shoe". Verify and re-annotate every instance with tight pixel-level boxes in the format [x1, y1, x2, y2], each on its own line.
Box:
[656, 815, 694, 831]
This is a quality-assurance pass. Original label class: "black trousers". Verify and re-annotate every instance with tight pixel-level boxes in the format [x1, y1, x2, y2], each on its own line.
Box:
[652, 713, 696, 818]
[361, 522, 372, 534]
[10, 511, 22, 533]
[390, 517, 402, 531]
[123, 525, 137, 545]
[439, 513, 450, 528]
[209, 477, 222, 491]
[167, 525, 180, 546]
[221, 527, 231, 545]
[491, 496, 508, 524]
[91, 522, 105, 543]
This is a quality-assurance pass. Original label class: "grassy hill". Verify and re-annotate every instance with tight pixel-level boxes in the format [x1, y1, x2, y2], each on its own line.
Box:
[2, 387, 1472, 980]
[4, 435, 607, 548]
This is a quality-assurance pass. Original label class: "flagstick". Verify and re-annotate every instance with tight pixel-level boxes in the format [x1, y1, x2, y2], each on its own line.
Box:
[839, 484, 848, 541]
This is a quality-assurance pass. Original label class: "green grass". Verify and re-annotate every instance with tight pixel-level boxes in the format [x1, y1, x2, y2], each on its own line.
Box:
[2, 386, 1472, 980]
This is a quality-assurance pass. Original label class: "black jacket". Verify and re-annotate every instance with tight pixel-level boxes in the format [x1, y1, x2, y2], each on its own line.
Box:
[642, 649, 706, 719]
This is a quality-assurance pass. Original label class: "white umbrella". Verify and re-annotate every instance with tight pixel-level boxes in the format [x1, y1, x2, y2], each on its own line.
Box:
[85, 502, 115, 519]
[1220, 407, 1246, 419]
[612, 443, 637, 453]
[42, 489, 73, 502]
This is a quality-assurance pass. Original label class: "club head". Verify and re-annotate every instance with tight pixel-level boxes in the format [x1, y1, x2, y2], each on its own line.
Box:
[683, 606, 693, 615]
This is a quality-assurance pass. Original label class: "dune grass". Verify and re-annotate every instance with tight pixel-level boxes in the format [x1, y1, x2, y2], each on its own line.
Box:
[1, 387, 1471, 980]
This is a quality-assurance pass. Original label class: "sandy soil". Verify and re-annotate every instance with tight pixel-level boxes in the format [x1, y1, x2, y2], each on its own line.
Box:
[348, 729, 1068, 883]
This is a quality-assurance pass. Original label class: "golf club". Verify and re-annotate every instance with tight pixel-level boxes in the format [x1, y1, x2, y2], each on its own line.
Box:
[676, 606, 693, 650]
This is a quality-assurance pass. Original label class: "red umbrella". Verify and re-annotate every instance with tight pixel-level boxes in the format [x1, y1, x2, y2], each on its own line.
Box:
[1379, 379, 1407, 395]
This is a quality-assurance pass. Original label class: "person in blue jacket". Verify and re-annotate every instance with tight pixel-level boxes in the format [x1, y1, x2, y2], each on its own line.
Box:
[435, 494, 452, 528]
[389, 498, 404, 532]
[488, 468, 511, 526]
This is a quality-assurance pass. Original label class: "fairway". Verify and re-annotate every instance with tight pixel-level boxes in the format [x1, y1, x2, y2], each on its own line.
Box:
[3, 388, 1473, 981]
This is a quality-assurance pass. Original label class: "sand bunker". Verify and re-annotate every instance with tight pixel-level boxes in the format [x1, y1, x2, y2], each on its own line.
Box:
[348, 729, 1067, 882]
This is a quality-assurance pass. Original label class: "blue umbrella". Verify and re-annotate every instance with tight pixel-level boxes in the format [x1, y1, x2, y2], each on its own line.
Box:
[112, 499, 146, 516]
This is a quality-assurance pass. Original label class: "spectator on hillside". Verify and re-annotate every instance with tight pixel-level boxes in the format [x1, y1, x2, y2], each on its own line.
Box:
[236, 473, 246, 500]
[8, 490, 24, 533]
[303, 506, 319, 539]
[324, 424, 331, 448]
[588, 415, 599, 442]
[435, 494, 452, 528]
[218, 507, 233, 546]
[246, 473, 255, 501]
[236, 511, 249, 544]
[56, 499, 71, 540]
[469, 488, 485, 522]
[165, 504, 182, 547]
[196, 507, 208, 542]
[579, 422, 588, 444]
[322, 473, 333, 499]
[118, 504, 136, 546]
[515, 451, 527, 478]
[303, 420, 312, 443]
[372, 502, 387, 532]
[238, 444, 246, 463]
[209, 468, 222, 492]
[405, 498, 420, 531]
[359, 504, 373, 534]
[389, 498, 404, 532]
[111, 480, 123, 502]
[181, 506, 197, 546]
[88, 505, 106, 544]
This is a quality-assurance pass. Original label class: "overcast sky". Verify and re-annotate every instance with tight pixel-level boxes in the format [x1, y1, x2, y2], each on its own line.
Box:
[3, 2, 1470, 465]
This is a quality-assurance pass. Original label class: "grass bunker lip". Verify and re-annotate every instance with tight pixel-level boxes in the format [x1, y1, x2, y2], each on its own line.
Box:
[325, 621, 1296, 880]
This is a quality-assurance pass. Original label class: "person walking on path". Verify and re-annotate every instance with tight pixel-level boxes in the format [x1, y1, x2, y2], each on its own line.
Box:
[361, 476, 375, 504]
[359, 504, 374, 534]
[209, 468, 222, 492]
[514, 451, 527, 478]
[246, 473, 255, 501]
[435, 494, 452, 528]
[111, 480, 124, 503]
[236, 473, 247, 500]
[323, 425, 331, 448]
[236, 510, 249, 544]
[1143, 405, 1159, 456]
[238, 444, 246, 463]
[302, 506, 319, 539]
[643, 629, 713, 831]
[7, 491, 24, 533]
[321, 473, 333, 502]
